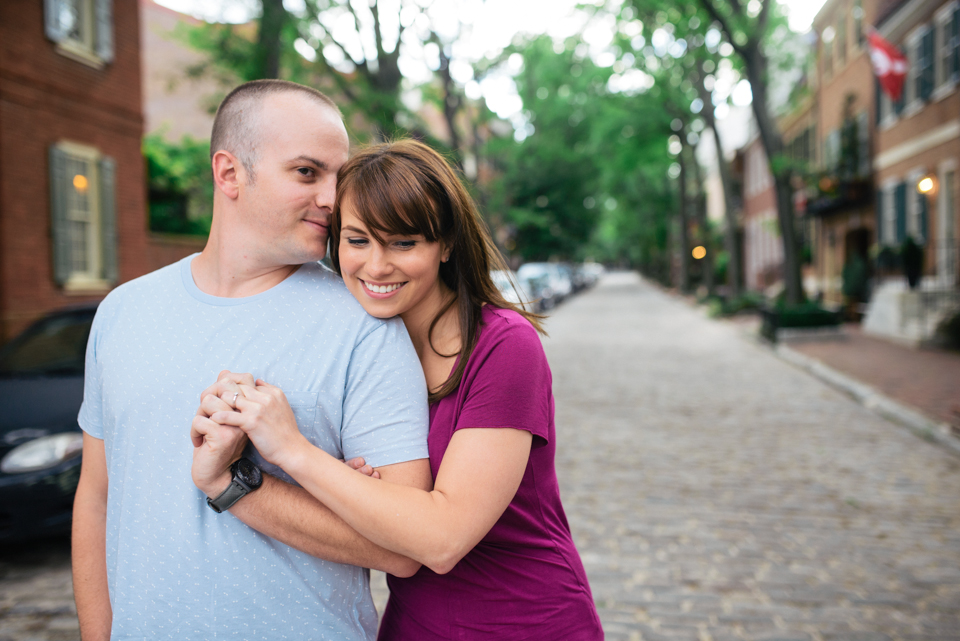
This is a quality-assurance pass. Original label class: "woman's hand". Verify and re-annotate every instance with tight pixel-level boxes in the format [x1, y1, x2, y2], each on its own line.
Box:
[208, 379, 308, 468]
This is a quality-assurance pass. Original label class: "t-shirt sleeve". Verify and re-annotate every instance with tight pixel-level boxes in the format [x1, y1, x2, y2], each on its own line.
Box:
[339, 318, 430, 467]
[455, 318, 552, 446]
[77, 305, 107, 440]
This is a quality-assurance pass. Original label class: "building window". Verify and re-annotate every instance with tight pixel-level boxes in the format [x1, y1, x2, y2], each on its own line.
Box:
[44, 0, 113, 68]
[881, 183, 897, 245]
[49, 142, 118, 291]
[935, 2, 960, 90]
[853, 0, 864, 48]
[822, 25, 835, 77]
[837, 15, 847, 67]
[907, 170, 928, 243]
[856, 111, 870, 177]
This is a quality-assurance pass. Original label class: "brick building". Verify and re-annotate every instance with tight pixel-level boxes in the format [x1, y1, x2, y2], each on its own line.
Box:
[862, 0, 960, 342]
[809, 0, 880, 307]
[739, 130, 783, 292]
[0, 0, 201, 341]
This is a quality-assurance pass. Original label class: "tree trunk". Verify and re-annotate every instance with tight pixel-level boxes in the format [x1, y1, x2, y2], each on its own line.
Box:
[256, 0, 286, 79]
[689, 147, 715, 294]
[696, 74, 741, 297]
[677, 144, 691, 293]
[742, 45, 805, 304]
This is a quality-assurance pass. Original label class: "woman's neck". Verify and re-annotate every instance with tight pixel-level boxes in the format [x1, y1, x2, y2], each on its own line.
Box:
[401, 283, 459, 360]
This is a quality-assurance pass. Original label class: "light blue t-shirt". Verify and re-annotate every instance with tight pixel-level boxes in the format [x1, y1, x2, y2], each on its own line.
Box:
[78, 255, 429, 641]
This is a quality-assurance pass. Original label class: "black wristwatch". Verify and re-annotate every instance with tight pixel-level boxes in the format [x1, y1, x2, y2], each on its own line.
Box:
[206, 458, 263, 513]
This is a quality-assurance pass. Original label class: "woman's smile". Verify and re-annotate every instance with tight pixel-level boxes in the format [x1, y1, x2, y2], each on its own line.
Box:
[360, 279, 407, 297]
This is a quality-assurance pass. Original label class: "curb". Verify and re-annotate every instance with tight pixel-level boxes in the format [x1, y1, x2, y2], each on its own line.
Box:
[774, 343, 960, 458]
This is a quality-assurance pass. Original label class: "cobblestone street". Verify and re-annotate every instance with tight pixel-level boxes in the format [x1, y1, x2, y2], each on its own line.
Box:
[547, 273, 960, 641]
[3, 272, 960, 640]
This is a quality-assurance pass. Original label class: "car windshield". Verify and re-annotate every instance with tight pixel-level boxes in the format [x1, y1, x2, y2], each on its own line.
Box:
[0, 311, 94, 377]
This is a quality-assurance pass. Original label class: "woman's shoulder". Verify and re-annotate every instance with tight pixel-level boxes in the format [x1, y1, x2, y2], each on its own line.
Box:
[473, 306, 545, 363]
[480, 305, 540, 340]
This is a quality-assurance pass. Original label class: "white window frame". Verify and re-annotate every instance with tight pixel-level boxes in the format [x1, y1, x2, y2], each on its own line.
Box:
[881, 179, 899, 245]
[903, 26, 928, 117]
[938, 158, 958, 285]
[44, 0, 113, 69]
[907, 167, 926, 242]
[934, 1, 960, 99]
[56, 141, 107, 291]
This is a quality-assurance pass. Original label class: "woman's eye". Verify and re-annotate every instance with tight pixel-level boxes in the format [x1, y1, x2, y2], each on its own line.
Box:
[394, 240, 417, 249]
[346, 238, 368, 247]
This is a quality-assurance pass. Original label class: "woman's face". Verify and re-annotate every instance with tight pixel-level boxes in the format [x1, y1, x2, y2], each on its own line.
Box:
[337, 200, 450, 320]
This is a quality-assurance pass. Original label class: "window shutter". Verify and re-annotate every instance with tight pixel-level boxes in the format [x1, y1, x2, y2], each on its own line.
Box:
[875, 78, 882, 126]
[44, 0, 66, 42]
[876, 189, 884, 244]
[918, 192, 928, 244]
[99, 156, 118, 284]
[952, 8, 960, 81]
[49, 146, 71, 286]
[895, 182, 907, 244]
[95, 0, 114, 63]
[920, 29, 935, 101]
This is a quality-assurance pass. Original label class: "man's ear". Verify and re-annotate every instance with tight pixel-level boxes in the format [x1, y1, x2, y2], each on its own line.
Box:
[212, 150, 243, 200]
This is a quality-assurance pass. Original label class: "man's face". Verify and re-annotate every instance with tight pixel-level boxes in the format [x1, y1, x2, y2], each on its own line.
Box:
[239, 93, 349, 265]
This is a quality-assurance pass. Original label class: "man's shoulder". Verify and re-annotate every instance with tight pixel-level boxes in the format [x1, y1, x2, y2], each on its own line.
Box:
[293, 262, 393, 334]
[94, 257, 187, 319]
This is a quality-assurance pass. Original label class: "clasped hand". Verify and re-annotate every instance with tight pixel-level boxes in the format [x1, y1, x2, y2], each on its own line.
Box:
[190, 371, 378, 499]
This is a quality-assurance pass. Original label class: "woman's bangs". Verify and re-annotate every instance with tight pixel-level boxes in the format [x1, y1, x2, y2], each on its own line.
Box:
[348, 159, 442, 243]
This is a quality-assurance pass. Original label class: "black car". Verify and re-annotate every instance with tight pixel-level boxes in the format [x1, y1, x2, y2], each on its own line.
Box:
[0, 305, 97, 541]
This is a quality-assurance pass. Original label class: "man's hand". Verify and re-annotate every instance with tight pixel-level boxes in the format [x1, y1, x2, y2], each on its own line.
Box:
[207, 379, 308, 469]
[198, 370, 256, 416]
[191, 391, 248, 498]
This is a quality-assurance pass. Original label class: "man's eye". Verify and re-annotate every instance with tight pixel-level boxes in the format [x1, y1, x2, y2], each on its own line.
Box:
[297, 167, 314, 177]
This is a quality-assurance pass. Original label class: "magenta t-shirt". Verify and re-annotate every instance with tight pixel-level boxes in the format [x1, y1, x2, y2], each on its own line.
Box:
[379, 306, 603, 640]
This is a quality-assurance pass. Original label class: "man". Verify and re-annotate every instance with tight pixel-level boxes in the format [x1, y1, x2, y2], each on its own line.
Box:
[72, 80, 431, 640]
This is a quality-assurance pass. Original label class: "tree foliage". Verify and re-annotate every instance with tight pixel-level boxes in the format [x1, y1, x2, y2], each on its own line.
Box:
[482, 36, 675, 272]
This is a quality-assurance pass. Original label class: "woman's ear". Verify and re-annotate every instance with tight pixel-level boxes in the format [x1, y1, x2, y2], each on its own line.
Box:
[441, 245, 452, 263]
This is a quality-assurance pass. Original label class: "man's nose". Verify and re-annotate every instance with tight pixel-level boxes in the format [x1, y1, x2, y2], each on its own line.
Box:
[316, 174, 336, 211]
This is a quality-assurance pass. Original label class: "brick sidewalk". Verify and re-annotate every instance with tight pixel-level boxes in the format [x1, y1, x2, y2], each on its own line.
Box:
[787, 324, 960, 429]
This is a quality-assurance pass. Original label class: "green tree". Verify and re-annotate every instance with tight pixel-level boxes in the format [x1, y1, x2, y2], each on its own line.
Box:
[482, 36, 676, 272]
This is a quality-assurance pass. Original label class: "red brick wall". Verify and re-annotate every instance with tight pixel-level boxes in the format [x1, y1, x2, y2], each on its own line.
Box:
[0, 0, 201, 340]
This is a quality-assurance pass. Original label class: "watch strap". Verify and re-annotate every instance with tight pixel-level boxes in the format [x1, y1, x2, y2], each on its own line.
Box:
[206, 478, 252, 513]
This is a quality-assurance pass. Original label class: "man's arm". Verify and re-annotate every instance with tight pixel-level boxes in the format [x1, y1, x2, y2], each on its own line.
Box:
[191, 411, 430, 577]
[72, 433, 111, 641]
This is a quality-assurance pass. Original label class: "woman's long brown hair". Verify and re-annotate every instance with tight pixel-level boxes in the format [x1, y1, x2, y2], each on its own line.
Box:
[329, 139, 544, 404]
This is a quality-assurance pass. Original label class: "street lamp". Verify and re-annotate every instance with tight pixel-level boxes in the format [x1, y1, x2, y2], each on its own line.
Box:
[692, 246, 707, 260]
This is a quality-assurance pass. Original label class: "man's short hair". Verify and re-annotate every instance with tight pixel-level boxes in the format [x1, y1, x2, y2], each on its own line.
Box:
[210, 79, 342, 182]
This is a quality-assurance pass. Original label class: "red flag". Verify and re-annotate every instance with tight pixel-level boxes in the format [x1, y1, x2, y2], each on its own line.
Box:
[867, 30, 909, 102]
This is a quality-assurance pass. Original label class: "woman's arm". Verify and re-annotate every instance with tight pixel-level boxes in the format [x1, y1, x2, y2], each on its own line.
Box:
[217, 380, 533, 575]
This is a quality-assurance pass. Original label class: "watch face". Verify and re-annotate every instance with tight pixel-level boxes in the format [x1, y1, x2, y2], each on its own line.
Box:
[234, 458, 263, 488]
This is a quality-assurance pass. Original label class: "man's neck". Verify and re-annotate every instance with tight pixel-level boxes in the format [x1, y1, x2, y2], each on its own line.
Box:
[191, 228, 300, 298]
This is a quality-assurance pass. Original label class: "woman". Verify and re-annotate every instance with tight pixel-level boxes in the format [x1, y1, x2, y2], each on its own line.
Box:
[208, 139, 603, 640]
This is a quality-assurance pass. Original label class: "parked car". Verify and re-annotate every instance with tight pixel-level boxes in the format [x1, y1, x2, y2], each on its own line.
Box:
[0, 305, 97, 541]
[517, 263, 573, 308]
[490, 270, 536, 311]
[576, 262, 605, 289]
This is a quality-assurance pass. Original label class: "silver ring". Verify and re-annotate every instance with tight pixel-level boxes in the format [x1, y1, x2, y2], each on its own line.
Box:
[232, 392, 240, 405]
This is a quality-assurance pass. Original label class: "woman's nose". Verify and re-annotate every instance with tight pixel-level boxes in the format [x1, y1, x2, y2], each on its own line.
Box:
[366, 246, 392, 277]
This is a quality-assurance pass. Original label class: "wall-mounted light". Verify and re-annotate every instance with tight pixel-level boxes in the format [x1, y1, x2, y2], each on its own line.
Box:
[917, 175, 937, 196]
